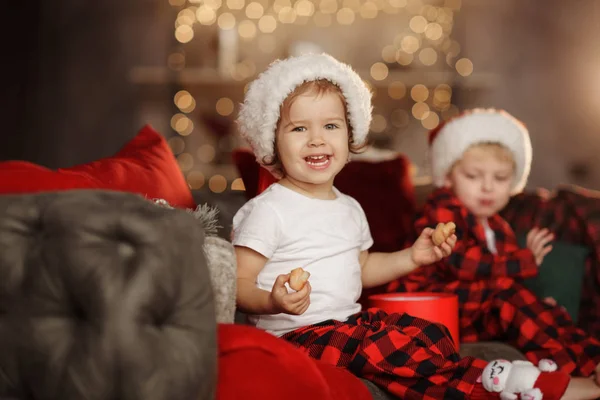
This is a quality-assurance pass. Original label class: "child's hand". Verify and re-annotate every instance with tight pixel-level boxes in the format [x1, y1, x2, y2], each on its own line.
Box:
[543, 296, 557, 307]
[542, 296, 568, 313]
[269, 274, 311, 315]
[410, 227, 457, 267]
[526, 227, 554, 266]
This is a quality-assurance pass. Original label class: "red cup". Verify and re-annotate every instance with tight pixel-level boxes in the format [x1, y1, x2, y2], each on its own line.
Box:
[368, 292, 460, 350]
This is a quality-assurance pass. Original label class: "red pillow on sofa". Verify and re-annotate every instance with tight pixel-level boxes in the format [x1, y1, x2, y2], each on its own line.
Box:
[217, 324, 372, 400]
[0, 125, 196, 209]
[335, 155, 416, 252]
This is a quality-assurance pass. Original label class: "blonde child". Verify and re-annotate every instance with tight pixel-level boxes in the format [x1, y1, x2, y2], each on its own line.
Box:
[398, 108, 600, 382]
[233, 55, 598, 399]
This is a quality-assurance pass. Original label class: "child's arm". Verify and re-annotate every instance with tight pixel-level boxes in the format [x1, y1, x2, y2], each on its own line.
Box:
[360, 227, 455, 288]
[416, 207, 538, 281]
[236, 246, 311, 315]
[446, 240, 538, 281]
[236, 246, 277, 314]
[360, 248, 417, 289]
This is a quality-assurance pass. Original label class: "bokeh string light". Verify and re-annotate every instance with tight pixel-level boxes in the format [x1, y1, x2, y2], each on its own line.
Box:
[167, 0, 472, 192]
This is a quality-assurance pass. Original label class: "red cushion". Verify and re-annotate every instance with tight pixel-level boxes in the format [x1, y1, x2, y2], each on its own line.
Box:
[312, 360, 374, 400]
[232, 148, 262, 199]
[217, 324, 372, 400]
[335, 156, 416, 252]
[0, 125, 195, 209]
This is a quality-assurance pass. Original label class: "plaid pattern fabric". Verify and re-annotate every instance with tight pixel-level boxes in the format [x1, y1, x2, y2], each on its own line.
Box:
[500, 185, 600, 336]
[282, 308, 488, 400]
[394, 187, 600, 377]
[412, 187, 538, 282]
[399, 276, 600, 377]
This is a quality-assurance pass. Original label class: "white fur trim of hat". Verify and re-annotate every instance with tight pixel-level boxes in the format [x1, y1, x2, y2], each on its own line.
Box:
[237, 53, 372, 170]
[429, 108, 532, 194]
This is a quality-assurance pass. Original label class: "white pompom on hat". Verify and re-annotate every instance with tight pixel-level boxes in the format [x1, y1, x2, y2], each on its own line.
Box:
[428, 108, 532, 194]
[237, 53, 372, 173]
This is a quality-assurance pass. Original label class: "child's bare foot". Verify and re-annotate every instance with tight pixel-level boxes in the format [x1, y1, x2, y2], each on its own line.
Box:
[561, 376, 600, 399]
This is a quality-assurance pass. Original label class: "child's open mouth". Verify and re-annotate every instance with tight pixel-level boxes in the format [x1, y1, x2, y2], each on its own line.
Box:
[304, 154, 331, 170]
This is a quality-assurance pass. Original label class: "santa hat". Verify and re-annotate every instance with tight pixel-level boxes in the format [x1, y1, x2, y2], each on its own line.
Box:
[428, 108, 532, 194]
[237, 53, 372, 173]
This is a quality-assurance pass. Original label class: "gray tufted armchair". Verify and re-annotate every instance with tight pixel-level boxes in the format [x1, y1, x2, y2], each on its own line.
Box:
[0, 190, 217, 400]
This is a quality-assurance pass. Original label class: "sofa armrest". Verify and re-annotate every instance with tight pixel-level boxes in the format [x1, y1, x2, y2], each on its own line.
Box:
[0, 190, 217, 400]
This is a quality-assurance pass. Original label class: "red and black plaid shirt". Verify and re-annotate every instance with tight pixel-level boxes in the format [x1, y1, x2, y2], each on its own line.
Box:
[391, 187, 600, 377]
[408, 187, 538, 284]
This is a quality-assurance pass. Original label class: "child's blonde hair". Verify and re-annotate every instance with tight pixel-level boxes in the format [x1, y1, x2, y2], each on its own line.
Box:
[465, 142, 516, 167]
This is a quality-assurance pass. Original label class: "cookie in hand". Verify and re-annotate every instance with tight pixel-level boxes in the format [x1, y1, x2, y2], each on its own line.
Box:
[289, 267, 310, 291]
[432, 222, 456, 246]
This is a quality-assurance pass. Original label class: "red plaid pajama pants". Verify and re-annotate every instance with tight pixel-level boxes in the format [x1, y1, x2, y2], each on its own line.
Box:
[400, 276, 600, 377]
[282, 309, 487, 400]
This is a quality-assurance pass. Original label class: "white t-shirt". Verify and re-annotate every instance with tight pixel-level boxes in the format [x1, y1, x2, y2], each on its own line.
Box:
[232, 183, 374, 336]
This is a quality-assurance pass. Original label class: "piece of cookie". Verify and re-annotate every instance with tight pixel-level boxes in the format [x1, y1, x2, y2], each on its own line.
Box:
[289, 267, 310, 291]
[432, 222, 456, 246]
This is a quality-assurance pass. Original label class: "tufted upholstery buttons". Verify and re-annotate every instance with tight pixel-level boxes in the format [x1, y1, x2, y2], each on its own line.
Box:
[0, 190, 217, 400]
[117, 241, 136, 260]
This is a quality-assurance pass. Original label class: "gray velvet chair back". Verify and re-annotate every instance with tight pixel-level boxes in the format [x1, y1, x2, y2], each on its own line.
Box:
[0, 190, 216, 400]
